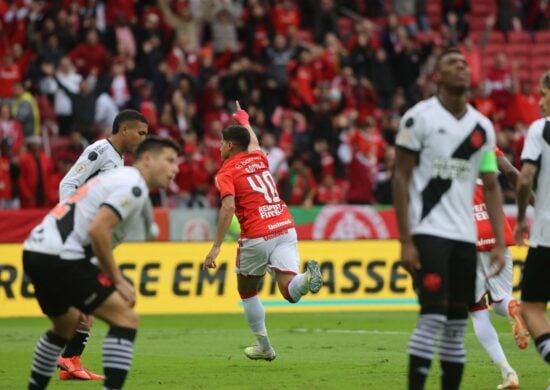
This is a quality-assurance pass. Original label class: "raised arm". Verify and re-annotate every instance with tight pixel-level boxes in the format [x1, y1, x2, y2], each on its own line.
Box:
[233, 101, 260, 152]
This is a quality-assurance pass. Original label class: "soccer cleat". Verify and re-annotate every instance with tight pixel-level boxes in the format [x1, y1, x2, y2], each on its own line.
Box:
[496, 372, 519, 389]
[508, 300, 530, 350]
[305, 260, 323, 293]
[244, 344, 276, 361]
[57, 356, 91, 380]
[83, 367, 104, 380]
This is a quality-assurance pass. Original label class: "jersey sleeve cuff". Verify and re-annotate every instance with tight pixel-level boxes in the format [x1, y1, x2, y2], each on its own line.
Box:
[521, 158, 540, 166]
[100, 203, 123, 221]
[396, 145, 420, 155]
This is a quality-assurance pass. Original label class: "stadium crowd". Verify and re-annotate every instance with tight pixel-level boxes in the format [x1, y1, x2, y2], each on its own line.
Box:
[0, 0, 548, 209]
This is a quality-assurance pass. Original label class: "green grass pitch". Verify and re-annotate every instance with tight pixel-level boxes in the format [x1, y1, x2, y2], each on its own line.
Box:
[0, 312, 547, 389]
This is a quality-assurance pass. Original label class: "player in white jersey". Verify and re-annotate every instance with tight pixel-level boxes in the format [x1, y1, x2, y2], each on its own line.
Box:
[393, 48, 506, 390]
[23, 137, 179, 390]
[56, 109, 149, 380]
[515, 70, 550, 368]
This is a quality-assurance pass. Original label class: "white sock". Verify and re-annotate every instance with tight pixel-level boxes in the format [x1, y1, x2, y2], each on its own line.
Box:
[491, 296, 513, 317]
[287, 273, 307, 302]
[471, 310, 514, 378]
[242, 295, 271, 350]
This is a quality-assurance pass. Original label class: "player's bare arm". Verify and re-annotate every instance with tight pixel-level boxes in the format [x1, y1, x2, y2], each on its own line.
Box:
[233, 101, 261, 152]
[88, 205, 136, 306]
[480, 170, 506, 276]
[203, 195, 236, 270]
[392, 147, 420, 276]
[515, 162, 537, 246]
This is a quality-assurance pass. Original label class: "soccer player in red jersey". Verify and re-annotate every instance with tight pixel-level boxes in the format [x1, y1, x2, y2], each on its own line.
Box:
[203, 101, 322, 361]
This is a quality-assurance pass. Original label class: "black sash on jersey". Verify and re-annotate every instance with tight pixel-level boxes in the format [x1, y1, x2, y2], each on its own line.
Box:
[421, 123, 487, 220]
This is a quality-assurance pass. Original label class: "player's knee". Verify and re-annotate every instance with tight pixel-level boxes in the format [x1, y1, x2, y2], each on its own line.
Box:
[78, 314, 95, 330]
[420, 303, 447, 316]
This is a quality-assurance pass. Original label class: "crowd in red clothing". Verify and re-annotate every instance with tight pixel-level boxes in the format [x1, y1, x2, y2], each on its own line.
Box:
[0, 0, 547, 209]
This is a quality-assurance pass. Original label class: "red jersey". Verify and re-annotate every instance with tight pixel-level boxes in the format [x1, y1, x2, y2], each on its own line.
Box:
[473, 148, 514, 251]
[215, 150, 294, 239]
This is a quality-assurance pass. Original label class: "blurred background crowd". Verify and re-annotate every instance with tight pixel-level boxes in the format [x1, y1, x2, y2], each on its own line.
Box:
[0, 0, 548, 210]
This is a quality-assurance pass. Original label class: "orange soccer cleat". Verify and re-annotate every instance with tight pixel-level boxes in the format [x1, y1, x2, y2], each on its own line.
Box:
[83, 367, 104, 380]
[508, 299, 530, 350]
[58, 356, 90, 379]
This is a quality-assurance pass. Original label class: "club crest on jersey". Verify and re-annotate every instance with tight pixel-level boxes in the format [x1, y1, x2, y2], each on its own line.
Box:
[75, 163, 85, 173]
[469, 129, 484, 149]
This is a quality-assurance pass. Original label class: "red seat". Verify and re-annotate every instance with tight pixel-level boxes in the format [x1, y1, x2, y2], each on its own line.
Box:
[507, 31, 532, 44]
[487, 31, 506, 44]
[534, 30, 550, 43]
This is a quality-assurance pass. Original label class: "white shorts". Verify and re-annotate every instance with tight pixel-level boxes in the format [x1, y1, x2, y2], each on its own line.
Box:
[475, 248, 513, 303]
[235, 228, 300, 276]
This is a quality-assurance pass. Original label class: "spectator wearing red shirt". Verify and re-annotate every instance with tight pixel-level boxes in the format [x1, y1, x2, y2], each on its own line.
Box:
[18, 136, 55, 208]
[272, 0, 301, 36]
[471, 84, 499, 123]
[0, 102, 23, 154]
[485, 52, 513, 109]
[460, 36, 482, 87]
[0, 141, 12, 207]
[279, 154, 316, 208]
[316, 174, 345, 205]
[68, 29, 109, 75]
[504, 61, 539, 128]
[0, 52, 21, 99]
[174, 142, 210, 208]
[288, 49, 316, 109]
[337, 127, 378, 204]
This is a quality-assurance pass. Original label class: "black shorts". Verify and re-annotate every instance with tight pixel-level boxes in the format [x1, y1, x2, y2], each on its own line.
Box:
[521, 245, 550, 303]
[413, 234, 477, 313]
[23, 250, 116, 317]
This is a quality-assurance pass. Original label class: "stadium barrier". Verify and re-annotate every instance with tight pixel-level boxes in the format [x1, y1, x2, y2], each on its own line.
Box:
[0, 241, 528, 317]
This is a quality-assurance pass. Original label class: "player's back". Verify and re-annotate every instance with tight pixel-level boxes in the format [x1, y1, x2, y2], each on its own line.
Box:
[59, 138, 123, 201]
[216, 150, 293, 238]
[25, 166, 148, 259]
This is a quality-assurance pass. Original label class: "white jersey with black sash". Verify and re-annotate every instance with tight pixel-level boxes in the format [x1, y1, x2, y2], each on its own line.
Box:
[395, 96, 496, 243]
[520, 117, 550, 247]
[24, 167, 148, 259]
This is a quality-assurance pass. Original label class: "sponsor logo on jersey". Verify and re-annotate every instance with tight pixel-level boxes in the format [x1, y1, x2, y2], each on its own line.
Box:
[258, 204, 285, 219]
[431, 157, 471, 180]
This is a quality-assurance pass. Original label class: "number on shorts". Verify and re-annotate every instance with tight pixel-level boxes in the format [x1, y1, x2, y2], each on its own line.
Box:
[247, 171, 280, 203]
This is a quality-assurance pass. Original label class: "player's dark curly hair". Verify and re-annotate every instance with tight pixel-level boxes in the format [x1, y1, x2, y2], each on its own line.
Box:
[222, 125, 250, 149]
[436, 46, 463, 68]
[112, 109, 148, 134]
[135, 136, 180, 159]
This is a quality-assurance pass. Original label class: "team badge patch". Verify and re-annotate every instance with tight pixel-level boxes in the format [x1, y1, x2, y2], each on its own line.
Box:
[132, 186, 142, 197]
[469, 130, 484, 149]
[422, 273, 442, 293]
[97, 272, 112, 287]
[75, 164, 85, 173]
[88, 151, 98, 161]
